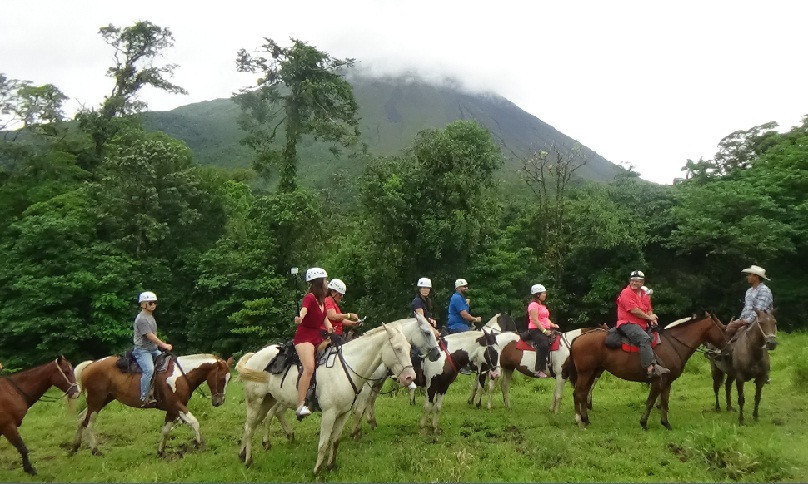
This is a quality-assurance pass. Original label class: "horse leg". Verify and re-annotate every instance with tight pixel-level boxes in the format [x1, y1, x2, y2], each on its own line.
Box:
[753, 377, 765, 421]
[573, 371, 596, 428]
[659, 383, 673, 430]
[365, 384, 381, 429]
[313, 409, 339, 475]
[275, 406, 294, 442]
[711, 364, 724, 412]
[326, 411, 352, 470]
[640, 381, 663, 430]
[486, 373, 496, 410]
[239, 396, 273, 466]
[467, 371, 483, 408]
[725, 374, 735, 411]
[419, 393, 434, 433]
[501, 369, 514, 409]
[736, 378, 746, 425]
[177, 409, 203, 448]
[3, 423, 36, 475]
[157, 418, 176, 457]
[551, 372, 565, 413]
[70, 408, 88, 454]
[432, 393, 446, 433]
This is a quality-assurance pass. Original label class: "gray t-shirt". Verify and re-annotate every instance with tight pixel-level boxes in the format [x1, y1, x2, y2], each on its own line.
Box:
[133, 312, 158, 350]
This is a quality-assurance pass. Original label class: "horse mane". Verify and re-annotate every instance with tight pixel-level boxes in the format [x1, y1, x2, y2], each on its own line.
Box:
[176, 354, 220, 371]
[664, 317, 694, 329]
[0, 359, 56, 377]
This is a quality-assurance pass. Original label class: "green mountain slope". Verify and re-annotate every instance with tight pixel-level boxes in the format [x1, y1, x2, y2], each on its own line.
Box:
[141, 74, 624, 186]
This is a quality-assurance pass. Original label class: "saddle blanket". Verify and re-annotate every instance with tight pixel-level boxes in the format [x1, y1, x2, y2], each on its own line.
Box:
[515, 333, 561, 352]
[604, 328, 661, 353]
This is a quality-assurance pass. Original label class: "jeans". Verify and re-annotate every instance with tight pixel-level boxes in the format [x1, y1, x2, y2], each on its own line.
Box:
[618, 323, 655, 369]
[132, 347, 162, 401]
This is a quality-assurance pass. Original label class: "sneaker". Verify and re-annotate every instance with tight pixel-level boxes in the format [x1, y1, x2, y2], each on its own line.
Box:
[140, 397, 157, 407]
[295, 405, 312, 421]
[408, 382, 417, 390]
[534, 371, 548, 378]
[647, 364, 671, 378]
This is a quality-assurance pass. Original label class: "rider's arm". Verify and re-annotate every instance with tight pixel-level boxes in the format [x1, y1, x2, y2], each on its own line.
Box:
[326, 307, 356, 322]
[629, 308, 657, 323]
[144, 333, 171, 350]
[460, 310, 482, 325]
[529, 307, 549, 334]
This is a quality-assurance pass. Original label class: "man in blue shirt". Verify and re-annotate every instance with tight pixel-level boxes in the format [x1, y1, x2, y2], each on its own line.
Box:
[447, 278, 482, 334]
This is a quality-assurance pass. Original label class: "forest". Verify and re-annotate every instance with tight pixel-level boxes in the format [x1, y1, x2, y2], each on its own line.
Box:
[1, 21, 805, 368]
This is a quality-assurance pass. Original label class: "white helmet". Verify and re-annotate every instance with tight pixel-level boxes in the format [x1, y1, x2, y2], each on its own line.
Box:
[530, 284, 546, 295]
[417, 277, 432, 288]
[454, 278, 468, 289]
[138, 291, 158, 303]
[327, 278, 347, 295]
[305, 267, 327, 282]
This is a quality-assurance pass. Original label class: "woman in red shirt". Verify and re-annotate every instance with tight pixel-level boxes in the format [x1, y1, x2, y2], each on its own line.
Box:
[293, 267, 333, 419]
[324, 278, 361, 336]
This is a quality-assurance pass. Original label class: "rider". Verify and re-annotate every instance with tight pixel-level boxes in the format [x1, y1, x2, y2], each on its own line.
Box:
[527, 284, 557, 378]
[324, 278, 361, 336]
[724, 264, 774, 343]
[132, 291, 173, 406]
[293, 268, 334, 419]
[409, 277, 442, 389]
[447, 278, 482, 334]
[616, 271, 670, 379]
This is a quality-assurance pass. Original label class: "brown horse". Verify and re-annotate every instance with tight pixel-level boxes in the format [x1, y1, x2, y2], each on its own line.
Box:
[70, 353, 233, 456]
[564, 313, 726, 430]
[708, 309, 777, 424]
[0, 356, 80, 475]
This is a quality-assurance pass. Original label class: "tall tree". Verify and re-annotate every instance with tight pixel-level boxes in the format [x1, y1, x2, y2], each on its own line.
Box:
[235, 38, 360, 191]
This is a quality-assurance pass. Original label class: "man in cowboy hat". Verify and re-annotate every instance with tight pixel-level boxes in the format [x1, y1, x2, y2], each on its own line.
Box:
[724, 264, 774, 342]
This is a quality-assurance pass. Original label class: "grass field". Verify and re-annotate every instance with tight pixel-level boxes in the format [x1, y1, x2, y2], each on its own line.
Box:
[2, 333, 807, 482]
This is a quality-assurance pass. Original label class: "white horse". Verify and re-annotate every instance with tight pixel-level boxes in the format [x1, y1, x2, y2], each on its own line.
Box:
[468, 314, 600, 412]
[347, 314, 441, 440]
[236, 323, 415, 474]
[420, 328, 502, 433]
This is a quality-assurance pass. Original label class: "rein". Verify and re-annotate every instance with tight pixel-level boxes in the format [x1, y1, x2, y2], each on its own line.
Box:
[334, 331, 413, 400]
[2, 359, 76, 405]
[174, 356, 224, 400]
[661, 317, 725, 366]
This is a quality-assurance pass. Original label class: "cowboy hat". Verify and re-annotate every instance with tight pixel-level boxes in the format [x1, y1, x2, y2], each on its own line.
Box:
[741, 264, 770, 280]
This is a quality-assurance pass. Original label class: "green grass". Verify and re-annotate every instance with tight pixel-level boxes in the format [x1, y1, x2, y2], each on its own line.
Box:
[3, 333, 807, 482]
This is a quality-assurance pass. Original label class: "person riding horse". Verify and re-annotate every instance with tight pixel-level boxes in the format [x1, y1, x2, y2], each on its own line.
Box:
[525, 283, 557, 378]
[447, 278, 482, 334]
[133, 291, 173, 406]
[725, 264, 774, 344]
[615, 270, 670, 379]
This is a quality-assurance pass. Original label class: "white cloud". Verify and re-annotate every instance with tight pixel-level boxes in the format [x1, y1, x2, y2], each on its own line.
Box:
[2, 0, 805, 184]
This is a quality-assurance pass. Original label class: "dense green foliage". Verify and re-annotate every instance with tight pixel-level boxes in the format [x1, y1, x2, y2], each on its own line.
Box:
[1, 333, 807, 481]
[1, 25, 806, 369]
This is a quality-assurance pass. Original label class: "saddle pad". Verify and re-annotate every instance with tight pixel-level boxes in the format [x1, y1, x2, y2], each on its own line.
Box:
[622, 332, 662, 353]
[515, 333, 561, 352]
[115, 351, 171, 374]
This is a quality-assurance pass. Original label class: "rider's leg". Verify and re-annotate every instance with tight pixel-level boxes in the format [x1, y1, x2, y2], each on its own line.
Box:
[132, 347, 156, 403]
[620, 324, 666, 376]
[529, 330, 550, 377]
[295, 342, 315, 418]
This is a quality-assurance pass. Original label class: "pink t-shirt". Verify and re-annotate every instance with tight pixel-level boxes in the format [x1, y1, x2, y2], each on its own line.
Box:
[616, 285, 653, 330]
[527, 301, 553, 330]
[324, 297, 344, 335]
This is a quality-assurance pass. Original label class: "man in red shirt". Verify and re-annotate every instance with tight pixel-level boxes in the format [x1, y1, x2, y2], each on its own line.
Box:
[616, 270, 670, 378]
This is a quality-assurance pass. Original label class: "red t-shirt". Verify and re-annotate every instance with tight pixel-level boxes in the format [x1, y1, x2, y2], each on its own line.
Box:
[324, 297, 344, 335]
[616, 284, 653, 330]
[293, 292, 326, 345]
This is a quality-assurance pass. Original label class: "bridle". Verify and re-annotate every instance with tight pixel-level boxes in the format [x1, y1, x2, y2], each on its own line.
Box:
[3, 359, 77, 405]
[338, 328, 413, 399]
[663, 316, 726, 365]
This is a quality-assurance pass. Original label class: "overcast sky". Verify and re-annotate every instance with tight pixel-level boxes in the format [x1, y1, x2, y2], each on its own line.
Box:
[2, 0, 806, 184]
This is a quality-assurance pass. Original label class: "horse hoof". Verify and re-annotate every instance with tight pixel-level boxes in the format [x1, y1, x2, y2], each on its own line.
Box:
[238, 448, 246, 462]
[640, 421, 648, 431]
[91, 448, 103, 456]
[24, 466, 37, 476]
[662, 421, 672, 430]
[261, 440, 271, 450]
[287, 432, 295, 442]
[157, 450, 164, 458]
[577, 421, 587, 429]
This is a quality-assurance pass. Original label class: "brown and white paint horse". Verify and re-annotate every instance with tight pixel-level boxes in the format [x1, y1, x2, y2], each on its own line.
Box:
[469, 314, 603, 412]
[70, 353, 232, 456]
[0, 356, 79, 475]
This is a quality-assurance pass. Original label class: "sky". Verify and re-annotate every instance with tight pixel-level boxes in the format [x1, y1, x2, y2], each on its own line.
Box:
[2, 0, 806, 184]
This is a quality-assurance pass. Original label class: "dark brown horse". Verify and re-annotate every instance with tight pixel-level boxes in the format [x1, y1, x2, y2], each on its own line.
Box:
[70, 353, 233, 456]
[0, 356, 80, 475]
[564, 313, 726, 430]
[708, 309, 777, 424]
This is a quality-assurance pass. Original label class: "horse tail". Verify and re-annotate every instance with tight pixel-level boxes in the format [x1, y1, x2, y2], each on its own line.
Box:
[73, 360, 94, 394]
[561, 355, 577, 384]
[236, 352, 269, 383]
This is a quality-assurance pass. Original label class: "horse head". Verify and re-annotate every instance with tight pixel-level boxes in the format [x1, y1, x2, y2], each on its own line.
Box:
[480, 329, 502, 380]
[54, 355, 80, 399]
[413, 313, 441, 362]
[381, 323, 416, 387]
[755, 309, 778, 351]
[207, 356, 234, 407]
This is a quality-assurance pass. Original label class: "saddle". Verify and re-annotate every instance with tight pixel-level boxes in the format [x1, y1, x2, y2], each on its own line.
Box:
[515, 332, 561, 352]
[115, 350, 171, 374]
[604, 327, 661, 353]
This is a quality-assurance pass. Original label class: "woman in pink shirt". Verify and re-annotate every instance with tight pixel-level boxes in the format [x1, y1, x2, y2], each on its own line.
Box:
[526, 284, 559, 378]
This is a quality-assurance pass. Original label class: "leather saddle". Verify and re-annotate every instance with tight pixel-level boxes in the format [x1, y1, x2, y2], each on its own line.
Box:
[604, 327, 661, 352]
[115, 350, 172, 374]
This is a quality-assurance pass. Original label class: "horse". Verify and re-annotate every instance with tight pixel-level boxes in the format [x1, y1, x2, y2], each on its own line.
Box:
[419, 328, 502, 434]
[564, 313, 726, 430]
[468, 314, 605, 412]
[346, 314, 442, 440]
[236, 323, 415, 474]
[70, 353, 233, 456]
[708, 309, 777, 424]
[0, 356, 80, 475]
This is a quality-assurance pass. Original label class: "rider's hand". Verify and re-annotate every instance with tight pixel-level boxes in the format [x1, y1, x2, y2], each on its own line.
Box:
[475, 317, 482, 324]
[294, 316, 302, 325]
[162, 343, 173, 351]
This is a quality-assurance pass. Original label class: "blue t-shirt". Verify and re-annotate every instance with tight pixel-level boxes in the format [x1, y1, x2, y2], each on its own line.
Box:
[411, 296, 432, 320]
[447, 292, 470, 332]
